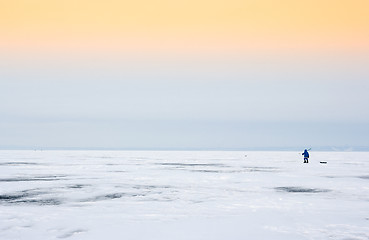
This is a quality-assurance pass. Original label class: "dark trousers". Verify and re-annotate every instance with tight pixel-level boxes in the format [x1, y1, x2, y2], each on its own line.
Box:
[304, 157, 309, 163]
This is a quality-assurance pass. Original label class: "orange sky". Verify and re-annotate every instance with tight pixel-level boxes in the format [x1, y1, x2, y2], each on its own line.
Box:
[1, 0, 368, 54]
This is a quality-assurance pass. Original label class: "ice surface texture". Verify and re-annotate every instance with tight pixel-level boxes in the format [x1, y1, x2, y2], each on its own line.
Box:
[0, 150, 368, 240]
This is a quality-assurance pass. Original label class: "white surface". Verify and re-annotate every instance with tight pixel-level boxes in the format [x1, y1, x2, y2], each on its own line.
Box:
[0, 150, 368, 239]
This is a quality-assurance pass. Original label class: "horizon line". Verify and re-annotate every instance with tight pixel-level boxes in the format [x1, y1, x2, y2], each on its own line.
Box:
[1, 146, 368, 152]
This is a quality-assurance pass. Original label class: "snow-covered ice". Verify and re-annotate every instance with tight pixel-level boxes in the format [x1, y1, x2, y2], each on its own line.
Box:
[0, 150, 368, 239]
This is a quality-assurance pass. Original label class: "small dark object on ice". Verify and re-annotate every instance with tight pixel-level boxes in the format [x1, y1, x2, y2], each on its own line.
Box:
[320, 161, 327, 164]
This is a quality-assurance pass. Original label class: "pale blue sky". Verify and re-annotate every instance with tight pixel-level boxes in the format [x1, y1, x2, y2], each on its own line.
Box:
[1, 52, 368, 150]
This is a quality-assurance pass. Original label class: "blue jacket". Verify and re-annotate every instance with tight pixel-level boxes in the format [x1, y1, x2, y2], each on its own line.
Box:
[302, 150, 309, 158]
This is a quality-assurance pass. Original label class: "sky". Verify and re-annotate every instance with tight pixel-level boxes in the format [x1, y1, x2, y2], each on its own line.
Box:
[0, 0, 369, 150]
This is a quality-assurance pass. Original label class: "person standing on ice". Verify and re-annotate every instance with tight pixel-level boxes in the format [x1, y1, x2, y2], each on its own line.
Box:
[302, 149, 309, 163]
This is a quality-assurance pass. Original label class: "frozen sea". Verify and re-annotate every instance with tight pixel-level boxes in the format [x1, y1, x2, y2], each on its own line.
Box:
[0, 150, 368, 240]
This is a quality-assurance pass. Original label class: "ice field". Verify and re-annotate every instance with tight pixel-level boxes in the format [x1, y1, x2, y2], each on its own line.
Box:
[0, 150, 368, 240]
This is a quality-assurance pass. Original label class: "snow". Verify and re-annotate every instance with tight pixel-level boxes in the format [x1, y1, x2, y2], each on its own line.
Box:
[0, 150, 368, 240]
